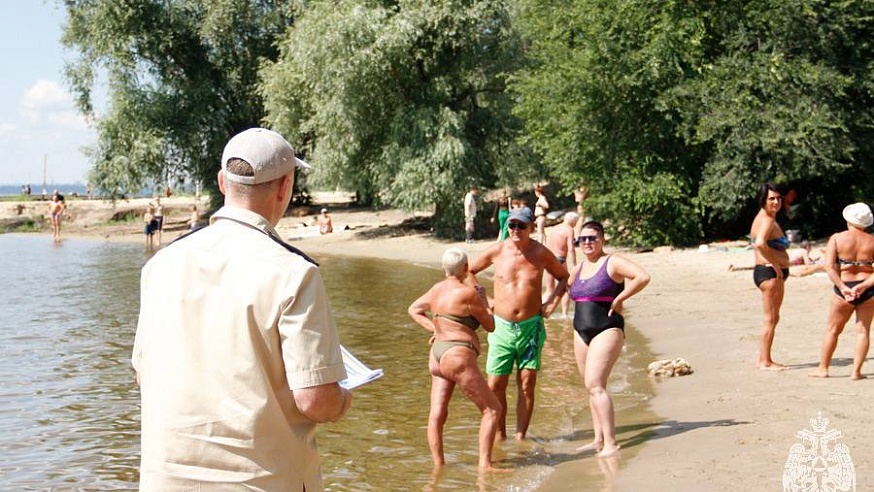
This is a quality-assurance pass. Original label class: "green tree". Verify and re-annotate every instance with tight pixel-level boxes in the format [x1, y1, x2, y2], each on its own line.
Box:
[513, 0, 707, 245]
[669, 1, 874, 237]
[61, 0, 300, 200]
[261, 0, 536, 236]
[514, 0, 874, 245]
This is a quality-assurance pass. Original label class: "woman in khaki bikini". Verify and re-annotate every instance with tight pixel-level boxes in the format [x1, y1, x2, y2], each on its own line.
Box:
[408, 247, 502, 470]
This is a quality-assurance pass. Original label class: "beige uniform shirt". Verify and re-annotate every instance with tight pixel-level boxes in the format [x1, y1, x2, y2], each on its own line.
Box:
[133, 206, 346, 491]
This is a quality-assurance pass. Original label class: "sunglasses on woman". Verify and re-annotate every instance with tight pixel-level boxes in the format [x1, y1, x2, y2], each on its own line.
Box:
[577, 235, 599, 244]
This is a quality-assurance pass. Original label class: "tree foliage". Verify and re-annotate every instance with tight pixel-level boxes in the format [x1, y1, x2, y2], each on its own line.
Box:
[512, 0, 707, 244]
[60, 0, 301, 200]
[61, 0, 874, 244]
[260, 0, 536, 236]
[668, 1, 874, 239]
[514, 0, 874, 245]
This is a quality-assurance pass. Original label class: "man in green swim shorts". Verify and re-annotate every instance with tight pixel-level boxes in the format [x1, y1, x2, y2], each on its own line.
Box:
[469, 206, 569, 440]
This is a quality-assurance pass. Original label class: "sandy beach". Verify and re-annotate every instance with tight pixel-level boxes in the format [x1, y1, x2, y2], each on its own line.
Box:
[4, 195, 872, 490]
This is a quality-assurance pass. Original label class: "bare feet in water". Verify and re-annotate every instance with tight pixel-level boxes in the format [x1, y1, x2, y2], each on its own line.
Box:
[598, 444, 621, 458]
[576, 441, 602, 454]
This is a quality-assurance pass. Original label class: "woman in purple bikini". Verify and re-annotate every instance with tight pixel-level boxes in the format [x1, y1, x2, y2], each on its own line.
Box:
[568, 220, 650, 458]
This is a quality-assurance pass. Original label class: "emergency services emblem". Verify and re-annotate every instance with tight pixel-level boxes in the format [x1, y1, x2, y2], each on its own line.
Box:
[783, 412, 855, 492]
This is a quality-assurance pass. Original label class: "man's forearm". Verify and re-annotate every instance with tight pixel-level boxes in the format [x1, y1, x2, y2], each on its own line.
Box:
[294, 384, 353, 423]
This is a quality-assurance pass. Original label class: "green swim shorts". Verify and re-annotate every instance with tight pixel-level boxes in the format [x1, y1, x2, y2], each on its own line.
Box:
[486, 314, 546, 375]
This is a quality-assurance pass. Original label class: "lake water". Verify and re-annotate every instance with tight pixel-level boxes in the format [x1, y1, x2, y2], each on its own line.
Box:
[0, 234, 658, 491]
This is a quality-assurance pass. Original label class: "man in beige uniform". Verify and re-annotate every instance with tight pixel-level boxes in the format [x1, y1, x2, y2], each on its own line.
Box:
[133, 128, 352, 491]
[469, 207, 568, 440]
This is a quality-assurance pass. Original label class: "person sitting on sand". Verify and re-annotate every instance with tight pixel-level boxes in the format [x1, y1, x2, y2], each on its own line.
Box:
[788, 241, 826, 277]
[568, 220, 650, 458]
[408, 247, 502, 470]
[318, 208, 333, 234]
[809, 203, 874, 380]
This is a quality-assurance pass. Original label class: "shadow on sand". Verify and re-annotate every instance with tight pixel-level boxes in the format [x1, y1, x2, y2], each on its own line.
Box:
[501, 418, 751, 468]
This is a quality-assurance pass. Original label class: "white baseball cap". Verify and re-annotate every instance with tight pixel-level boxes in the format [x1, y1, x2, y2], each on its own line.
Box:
[221, 128, 310, 185]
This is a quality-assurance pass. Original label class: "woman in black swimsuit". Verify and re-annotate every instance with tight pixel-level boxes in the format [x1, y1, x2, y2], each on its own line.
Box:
[750, 183, 791, 370]
[810, 203, 874, 380]
[407, 247, 502, 470]
[568, 221, 649, 458]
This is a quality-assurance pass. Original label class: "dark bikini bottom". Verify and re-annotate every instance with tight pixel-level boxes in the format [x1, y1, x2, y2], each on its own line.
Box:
[753, 264, 789, 288]
[573, 301, 625, 345]
[833, 280, 874, 306]
[431, 340, 478, 363]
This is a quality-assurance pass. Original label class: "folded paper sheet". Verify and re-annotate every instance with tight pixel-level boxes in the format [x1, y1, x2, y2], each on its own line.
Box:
[339, 345, 384, 390]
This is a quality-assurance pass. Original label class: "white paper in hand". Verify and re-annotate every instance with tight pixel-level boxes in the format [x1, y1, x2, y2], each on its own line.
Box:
[339, 345, 384, 390]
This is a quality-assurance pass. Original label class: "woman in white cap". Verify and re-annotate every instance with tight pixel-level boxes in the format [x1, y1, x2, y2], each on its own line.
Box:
[750, 183, 791, 370]
[810, 202, 874, 379]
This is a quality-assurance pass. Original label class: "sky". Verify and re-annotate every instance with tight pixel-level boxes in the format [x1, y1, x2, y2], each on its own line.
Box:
[0, 1, 100, 186]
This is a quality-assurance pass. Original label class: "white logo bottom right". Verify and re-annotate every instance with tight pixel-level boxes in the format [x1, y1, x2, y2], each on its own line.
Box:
[783, 411, 856, 492]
